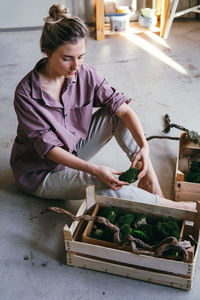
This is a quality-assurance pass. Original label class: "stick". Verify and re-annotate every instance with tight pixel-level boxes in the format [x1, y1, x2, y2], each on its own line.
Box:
[146, 135, 179, 141]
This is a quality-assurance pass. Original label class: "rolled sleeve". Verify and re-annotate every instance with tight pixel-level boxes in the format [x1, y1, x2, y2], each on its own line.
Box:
[94, 75, 132, 115]
[33, 129, 64, 158]
[14, 92, 64, 158]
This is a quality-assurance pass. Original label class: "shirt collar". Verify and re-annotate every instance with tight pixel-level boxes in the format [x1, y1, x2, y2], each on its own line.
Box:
[31, 59, 44, 101]
[31, 58, 77, 105]
[31, 58, 48, 103]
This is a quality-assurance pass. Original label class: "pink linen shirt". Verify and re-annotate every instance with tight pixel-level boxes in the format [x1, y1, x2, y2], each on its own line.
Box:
[10, 58, 131, 193]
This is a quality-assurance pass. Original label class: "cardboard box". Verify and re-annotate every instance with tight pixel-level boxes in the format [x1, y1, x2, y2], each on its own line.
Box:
[104, 1, 117, 14]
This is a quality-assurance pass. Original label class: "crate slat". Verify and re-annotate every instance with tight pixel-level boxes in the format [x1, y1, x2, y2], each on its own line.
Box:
[67, 253, 192, 291]
[96, 194, 197, 222]
[63, 199, 87, 240]
[65, 240, 194, 277]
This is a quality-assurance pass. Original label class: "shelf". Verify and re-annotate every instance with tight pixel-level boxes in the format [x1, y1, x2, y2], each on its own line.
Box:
[103, 21, 161, 36]
[94, 0, 169, 41]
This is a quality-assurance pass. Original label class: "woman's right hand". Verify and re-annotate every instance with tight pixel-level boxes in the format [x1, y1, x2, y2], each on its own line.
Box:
[93, 165, 129, 191]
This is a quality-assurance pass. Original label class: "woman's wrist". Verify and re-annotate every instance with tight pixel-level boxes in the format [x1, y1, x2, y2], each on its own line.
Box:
[138, 140, 149, 154]
[86, 162, 98, 176]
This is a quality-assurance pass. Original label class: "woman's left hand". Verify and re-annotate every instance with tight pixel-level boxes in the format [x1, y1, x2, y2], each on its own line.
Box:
[131, 145, 150, 179]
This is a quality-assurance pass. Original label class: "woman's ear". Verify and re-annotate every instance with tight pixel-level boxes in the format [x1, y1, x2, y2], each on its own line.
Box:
[44, 51, 52, 58]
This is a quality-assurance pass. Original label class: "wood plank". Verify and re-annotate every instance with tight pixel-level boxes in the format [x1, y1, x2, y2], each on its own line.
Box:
[63, 199, 87, 240]
[95, 194, 197, 221]
[65, 240, 193, 276]
[86, 185, 96, 210]
[67, 253, 192, 290]
[178, 157, 190, 174]
[175, 190, 200, 202]
[176, 170, 185, 181]
[174, 181, 200, 202]
[179, 131, 200, 156]
[192, 231, 200, 265]
[175, 181, 200, 193]
[160, 0, 170, 38]
[63, 224, 73, 241]
[82, 204, 99, 240]
[95, 0, 105, 40]
[193, 201, 200, 240]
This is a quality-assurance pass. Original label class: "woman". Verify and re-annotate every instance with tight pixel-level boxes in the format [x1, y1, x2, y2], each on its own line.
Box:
[10, 4, 195, 211]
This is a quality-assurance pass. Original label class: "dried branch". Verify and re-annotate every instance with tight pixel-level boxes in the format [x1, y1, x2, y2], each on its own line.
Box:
[49, 206, 190, 261]
[163, 114, 189, 134]
[163, 114, 200, 146]
[147, 114, 200, 145]
[146, 135, 179, 141]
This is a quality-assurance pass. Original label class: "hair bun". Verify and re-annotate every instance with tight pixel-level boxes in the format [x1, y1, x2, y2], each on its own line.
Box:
[44, 4, 70, 24]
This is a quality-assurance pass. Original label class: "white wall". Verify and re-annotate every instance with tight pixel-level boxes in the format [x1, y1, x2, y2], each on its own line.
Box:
[0, 0, 198, 29]
[0, 0, 87, 29]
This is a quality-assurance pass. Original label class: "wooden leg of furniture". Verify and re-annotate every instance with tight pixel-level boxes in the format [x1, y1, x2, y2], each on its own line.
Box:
[94, 0, 105, 41]
[156, 0, 170, 38]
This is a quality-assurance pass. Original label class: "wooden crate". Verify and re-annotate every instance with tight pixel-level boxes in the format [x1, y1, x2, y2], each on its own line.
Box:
[174, 132, 200, 202]
[64, 186, 200, 290]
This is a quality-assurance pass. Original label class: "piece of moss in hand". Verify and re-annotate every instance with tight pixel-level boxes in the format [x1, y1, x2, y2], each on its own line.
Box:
[119, 167, 140, 183]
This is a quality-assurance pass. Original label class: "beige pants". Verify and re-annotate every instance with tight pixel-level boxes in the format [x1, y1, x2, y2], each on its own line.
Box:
[34, 108, 160, 205]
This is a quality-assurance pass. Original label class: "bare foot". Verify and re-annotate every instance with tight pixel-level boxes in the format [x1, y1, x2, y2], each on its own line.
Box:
[137, 160, 164, 197]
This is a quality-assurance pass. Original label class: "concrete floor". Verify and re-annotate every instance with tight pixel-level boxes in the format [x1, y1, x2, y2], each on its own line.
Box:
[0, 21, 200, 299]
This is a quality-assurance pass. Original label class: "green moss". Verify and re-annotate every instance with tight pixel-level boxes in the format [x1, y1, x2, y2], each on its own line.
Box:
[132, 230, 149, 242]
[99, 206, 118, 223]
[91, 228, 104, 240]
[116, 213, 134, 226]
[119, 223, 132, 239]
[90, 207, 181, 246]
[119, 167, 140, 183]
[155, 216, 180, 241]
[185, 161, 200, 183]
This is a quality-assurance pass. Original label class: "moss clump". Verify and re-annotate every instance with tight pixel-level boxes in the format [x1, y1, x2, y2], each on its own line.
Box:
[185, 161, 200, 183]
[119, 223, 132, 239]
[119, 167, 140, 183]
[98, 206, 118, 223]
[117, 213, 134, 226]
[90, 207, 181, 246]
[132, 230, 149, 243]
[91, 227, 104, 240]
[155, 216, 181, 241]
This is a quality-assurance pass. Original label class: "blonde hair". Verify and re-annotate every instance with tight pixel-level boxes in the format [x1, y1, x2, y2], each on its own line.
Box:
[40, 4, 88, 54]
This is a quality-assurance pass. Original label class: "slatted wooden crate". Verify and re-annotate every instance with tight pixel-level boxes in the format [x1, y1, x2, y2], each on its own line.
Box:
[174, 132, 200, 202]
[63, 186, 200, 290]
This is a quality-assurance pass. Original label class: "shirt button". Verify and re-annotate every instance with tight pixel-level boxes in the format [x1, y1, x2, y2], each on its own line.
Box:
[65, 113, 67, 117]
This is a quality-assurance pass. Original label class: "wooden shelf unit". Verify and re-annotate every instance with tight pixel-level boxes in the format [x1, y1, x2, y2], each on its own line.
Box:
[93, 0, 170, 40]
